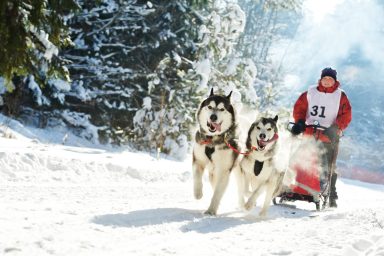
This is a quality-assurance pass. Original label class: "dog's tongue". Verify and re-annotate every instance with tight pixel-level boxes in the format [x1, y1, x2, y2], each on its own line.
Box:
[258, 140, 267, 147]
[211, 122, 221, 132]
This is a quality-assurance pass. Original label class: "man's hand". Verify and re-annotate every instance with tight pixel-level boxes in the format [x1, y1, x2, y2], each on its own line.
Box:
[291, 120, 306, 135]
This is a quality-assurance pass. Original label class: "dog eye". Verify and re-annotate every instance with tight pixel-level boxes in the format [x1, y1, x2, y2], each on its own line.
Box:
[267, 128, 272, 131]
[219, 108, 225, 111]
[208, 106, 213, 109]
[256, 127, 261, 130]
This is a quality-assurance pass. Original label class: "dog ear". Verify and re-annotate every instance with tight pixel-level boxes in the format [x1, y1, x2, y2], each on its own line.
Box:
[209, 88, 214, 96]
[273, 115, 278, 122]
[226, 91, 232, 99]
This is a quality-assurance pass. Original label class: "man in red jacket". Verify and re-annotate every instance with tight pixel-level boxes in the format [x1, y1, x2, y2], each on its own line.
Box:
[291, 67, 352, 207]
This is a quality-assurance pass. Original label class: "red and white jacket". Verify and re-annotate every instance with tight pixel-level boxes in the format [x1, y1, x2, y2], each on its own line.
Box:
[293, 81, 352, 142]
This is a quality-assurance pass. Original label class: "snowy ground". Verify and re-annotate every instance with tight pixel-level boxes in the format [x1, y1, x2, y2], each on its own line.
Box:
[0, 124, 384, 256]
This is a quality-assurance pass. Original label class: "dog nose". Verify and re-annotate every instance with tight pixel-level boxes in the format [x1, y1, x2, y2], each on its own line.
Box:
[259, 133, 266, 140]
[210, 114, 218, 122]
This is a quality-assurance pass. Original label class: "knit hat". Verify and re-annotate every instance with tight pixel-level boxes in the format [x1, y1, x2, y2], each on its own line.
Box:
[321, 67, 337, 81]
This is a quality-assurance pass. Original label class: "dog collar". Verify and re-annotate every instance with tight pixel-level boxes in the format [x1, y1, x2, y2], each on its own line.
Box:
[199, 136, 213, 145]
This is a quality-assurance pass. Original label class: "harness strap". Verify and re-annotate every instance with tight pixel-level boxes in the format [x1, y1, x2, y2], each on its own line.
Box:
[201, 132, 279, 155]
[225, 140, 252, 155]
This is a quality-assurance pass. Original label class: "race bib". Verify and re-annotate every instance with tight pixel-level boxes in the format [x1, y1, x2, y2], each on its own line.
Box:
[306, 86, 342, 128]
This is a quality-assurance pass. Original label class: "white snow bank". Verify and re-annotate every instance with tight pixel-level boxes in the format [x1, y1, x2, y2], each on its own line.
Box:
[0, 135, 190, 185]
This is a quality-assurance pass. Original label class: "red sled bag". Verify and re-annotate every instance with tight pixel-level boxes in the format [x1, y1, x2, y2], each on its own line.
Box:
[289, 137, 322, 196]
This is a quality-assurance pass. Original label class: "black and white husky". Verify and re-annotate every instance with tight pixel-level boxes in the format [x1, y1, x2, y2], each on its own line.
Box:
[235, 115, 283, 217]
[192, 88, 240, 215]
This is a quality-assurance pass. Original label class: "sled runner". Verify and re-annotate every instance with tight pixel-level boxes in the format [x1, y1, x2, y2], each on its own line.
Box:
[273, 122, 338, 211]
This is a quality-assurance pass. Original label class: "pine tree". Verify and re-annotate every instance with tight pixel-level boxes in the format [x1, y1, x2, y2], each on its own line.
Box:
[0, 0, 78, 118]
[191, 1, 257, 109]
[58, 0, 206, 152]
[132, 51, 204, 158]
[129, 1, 206, 157]
[0, 0, 78, 87]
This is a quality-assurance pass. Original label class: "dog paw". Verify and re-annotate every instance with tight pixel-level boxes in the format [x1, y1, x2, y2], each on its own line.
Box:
[259, 210, 268, 218]
[244, 201, 254, 211]
[204, 209, 217, 216]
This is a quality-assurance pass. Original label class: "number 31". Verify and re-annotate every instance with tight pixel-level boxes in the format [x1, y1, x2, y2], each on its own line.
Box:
[310, 106, 326, 118]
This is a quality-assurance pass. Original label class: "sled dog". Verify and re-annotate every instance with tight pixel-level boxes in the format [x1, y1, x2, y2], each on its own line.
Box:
[235, 115, 283, 217]
[192, 88, 240, 215]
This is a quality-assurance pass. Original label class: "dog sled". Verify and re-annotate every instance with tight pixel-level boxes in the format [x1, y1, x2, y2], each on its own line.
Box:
[273, 122, 338, 211]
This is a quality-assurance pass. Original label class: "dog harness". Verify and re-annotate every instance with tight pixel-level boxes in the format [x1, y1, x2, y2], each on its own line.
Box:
[254, 161, 264, 176]
[198, 131, 278, 157]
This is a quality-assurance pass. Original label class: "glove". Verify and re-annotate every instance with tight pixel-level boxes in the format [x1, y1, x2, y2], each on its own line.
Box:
[324, 124, 339, 143]
[291, 120, 305, 135]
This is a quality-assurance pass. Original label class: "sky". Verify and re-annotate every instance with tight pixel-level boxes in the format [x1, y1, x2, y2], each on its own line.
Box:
[282, 0, 384, 88]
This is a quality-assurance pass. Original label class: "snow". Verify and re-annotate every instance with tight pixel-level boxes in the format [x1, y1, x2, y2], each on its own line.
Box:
[195, 59, 211, 90]
[27, 75, 50, 106]
[60, 111, 99, 143]
[142, 97, 152, 110]
[48, 79, 71, 104]
[49, 79, 71, 92]
[0, 119, 384, 255]
[71, 80, 90, 101]
[29, 26, 59, 61]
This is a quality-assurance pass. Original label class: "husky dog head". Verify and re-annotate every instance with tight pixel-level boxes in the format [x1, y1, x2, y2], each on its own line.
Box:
[247, 115, 279, 151]
[197, 88, 235, 136]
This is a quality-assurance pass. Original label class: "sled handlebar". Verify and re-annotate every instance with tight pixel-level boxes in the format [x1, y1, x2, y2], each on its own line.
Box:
[287, 122, 328, 132]
[287, 121, 343, 145]
[305, 124, 328, 130]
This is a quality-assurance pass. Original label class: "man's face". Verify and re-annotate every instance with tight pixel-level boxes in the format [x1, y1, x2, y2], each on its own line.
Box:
[320, 76, 336, 88]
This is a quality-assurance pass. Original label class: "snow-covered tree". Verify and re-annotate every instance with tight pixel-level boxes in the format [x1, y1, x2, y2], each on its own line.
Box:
[132, 54, 204, 157]
[0, 0, 78, 112]
[61, 0, 258, 156]
[128, 1, 206, 156]
[0, 0, 78, 84]
[0, 0, 303, 159]
[192, 1, 257, 108]
[56, 0, 207, 153]
[236, 0, 301, 110]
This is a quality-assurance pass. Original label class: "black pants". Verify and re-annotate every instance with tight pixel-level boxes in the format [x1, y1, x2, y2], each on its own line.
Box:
[319, 141, 339, 200]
